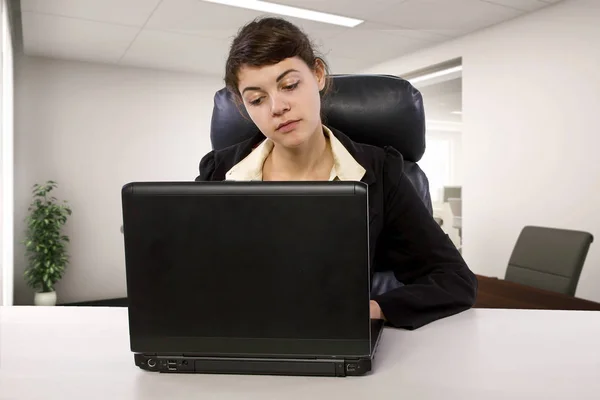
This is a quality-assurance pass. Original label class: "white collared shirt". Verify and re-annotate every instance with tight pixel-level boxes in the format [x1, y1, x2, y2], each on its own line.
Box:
[225, 125, 366, 182]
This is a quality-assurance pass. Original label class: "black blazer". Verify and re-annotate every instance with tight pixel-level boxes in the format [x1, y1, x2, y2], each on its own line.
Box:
[196, 127, 478, 330]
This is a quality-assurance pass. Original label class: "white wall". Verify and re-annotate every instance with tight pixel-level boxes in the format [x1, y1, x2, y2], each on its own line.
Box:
[14, 56, 222, 304]
[362, 0, 600, 302]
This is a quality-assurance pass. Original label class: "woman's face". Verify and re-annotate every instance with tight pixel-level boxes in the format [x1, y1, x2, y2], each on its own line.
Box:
[237, 56, 326, 149]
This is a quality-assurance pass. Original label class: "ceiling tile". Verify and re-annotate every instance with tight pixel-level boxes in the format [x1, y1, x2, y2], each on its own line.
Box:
[369, 0, 523, 34]
[354, 21, 451, 44]
[22, 12, 140, 63]
[19, 0, 556, 77]
[147, 0, 257, 40]
[148, 0, 346, 41]
[322, 25, 429, 66]
[21, 0, 162, 27]
[326, 55, 381, 74]
[120, 29, 229, 75]
[481, 0, 550, 12]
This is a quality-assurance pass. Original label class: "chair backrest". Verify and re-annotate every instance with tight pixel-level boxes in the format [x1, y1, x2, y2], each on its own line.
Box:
[209, 74, 432, 213]
[504, 225, 594, 296]
[448, 198, 462, 217]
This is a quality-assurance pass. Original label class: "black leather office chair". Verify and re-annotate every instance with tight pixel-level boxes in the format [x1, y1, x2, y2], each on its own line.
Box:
[210, 74, 431, 294]
[210, 74, 431, 212]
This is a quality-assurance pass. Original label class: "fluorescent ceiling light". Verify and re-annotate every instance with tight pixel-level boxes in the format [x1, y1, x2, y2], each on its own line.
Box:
[451, 111, 462, 115]
[410, 66, 463, 84]
[201, 0, 364, 27]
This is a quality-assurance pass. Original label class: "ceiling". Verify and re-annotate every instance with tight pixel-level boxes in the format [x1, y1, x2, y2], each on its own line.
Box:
[19, 0, 562, 76]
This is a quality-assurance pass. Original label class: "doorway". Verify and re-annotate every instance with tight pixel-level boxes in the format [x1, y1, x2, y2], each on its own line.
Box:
[403, 59, 463, 250]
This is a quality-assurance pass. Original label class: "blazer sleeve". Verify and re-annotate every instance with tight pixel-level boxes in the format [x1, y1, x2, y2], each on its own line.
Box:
[371, 147, 478, 330]
[195, 151, 216, 181]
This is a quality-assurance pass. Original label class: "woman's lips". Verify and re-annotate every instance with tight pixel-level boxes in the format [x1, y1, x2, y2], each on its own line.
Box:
[276, 120, 300, 133]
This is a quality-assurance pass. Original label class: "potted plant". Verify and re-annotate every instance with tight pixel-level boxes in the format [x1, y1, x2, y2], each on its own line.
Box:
[23, 180, 72, 306]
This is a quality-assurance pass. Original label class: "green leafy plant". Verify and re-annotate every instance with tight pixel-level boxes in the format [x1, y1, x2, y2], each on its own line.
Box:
[23, 181, 72, 293]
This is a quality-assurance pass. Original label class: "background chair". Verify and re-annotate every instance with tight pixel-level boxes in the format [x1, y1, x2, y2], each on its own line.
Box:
[447, 197, 462, 252]
[504, 225, 594, 296]
[210, 74, 431, 295]
[441, 185, 462, 250]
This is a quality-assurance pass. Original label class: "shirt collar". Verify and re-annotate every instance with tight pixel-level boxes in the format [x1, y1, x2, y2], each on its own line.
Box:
[225, 125, 366, 182]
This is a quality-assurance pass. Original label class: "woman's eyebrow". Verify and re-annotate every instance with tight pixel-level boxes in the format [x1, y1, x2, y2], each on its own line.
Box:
[275, 69, 299, 82]
[241, 69, 300, 94]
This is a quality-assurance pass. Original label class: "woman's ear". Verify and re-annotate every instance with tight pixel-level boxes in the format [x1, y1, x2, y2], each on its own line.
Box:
[314, 58, 326, 91]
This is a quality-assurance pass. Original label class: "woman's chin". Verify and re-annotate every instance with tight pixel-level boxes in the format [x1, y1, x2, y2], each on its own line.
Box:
[275, 131, 310, 148]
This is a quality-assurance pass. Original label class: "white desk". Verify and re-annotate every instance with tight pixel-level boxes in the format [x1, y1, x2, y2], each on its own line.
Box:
[1, 307, 599, 400]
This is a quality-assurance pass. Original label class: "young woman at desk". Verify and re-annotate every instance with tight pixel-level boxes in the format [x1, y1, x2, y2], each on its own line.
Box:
[196, 17, 477, 330]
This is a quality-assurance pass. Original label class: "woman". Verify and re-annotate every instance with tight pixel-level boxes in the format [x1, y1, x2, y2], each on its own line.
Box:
[196, 17, 477, 330]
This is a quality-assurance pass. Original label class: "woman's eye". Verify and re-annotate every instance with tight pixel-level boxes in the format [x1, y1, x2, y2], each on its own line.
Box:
[249, 97, 263, 106]
[283, 82, 299, 90]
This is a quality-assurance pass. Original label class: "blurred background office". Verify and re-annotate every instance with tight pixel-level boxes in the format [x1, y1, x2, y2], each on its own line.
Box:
[1, 0, 598, 308]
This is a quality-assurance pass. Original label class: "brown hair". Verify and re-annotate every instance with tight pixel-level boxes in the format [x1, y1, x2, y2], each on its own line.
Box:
[225, 17, 331, 103]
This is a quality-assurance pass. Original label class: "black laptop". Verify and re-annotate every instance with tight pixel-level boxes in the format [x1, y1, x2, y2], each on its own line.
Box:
[121, 180, 384, 377]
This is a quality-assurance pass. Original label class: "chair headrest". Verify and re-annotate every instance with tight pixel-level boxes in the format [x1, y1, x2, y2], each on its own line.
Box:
[210, 74, 426, 162]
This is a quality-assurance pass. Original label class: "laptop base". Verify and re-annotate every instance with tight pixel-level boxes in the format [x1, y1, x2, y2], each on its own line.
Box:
[133, 319, 384, 377]
[134, 353, 372, 377]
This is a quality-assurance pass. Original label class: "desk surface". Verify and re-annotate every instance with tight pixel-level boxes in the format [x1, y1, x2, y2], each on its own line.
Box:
[1, 306, 599, 400]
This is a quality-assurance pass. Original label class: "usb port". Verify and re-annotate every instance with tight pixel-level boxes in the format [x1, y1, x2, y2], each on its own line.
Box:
[167, 360, 177, 371]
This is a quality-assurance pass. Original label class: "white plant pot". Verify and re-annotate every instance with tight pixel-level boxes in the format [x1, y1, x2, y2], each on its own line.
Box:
[34, 291, 57, 306]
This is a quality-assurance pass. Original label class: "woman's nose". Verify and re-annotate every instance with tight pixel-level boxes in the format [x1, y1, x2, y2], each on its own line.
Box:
[270, 95, 290, 116]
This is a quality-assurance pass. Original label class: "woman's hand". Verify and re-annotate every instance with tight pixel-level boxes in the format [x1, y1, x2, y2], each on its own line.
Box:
[370, 300, 385, 320]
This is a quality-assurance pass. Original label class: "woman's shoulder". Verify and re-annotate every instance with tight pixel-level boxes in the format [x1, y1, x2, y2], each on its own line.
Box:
[195, 133, 264, 181]
[333, 128, 433, 210]
[358, 140, 432, 214]
[329, 126, 406, 182]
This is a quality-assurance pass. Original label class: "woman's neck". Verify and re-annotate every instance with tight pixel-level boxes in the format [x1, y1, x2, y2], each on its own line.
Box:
[264, 125, 333, 181]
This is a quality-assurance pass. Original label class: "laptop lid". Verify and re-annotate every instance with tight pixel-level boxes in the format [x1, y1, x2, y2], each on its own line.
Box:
[122, 181, 372, 359]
